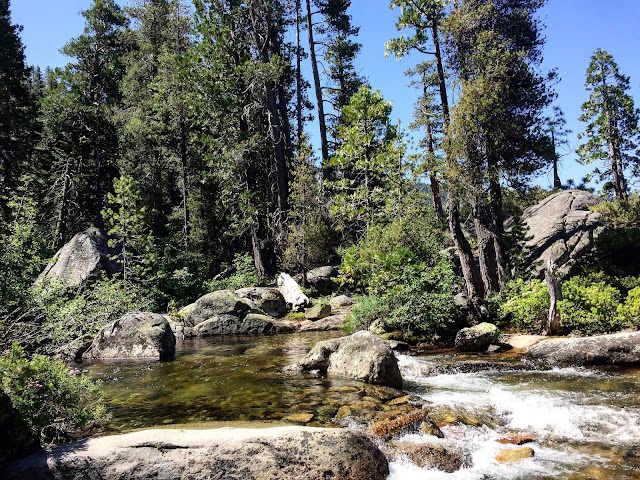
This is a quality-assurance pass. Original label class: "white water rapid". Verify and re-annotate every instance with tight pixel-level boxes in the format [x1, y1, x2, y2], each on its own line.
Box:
[387, 354, 640, 479]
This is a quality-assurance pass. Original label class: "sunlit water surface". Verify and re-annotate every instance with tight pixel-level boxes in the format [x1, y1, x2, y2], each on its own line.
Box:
[85, 334, 640, 479]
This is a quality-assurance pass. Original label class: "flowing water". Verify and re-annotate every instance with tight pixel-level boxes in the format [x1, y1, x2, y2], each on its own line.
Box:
[391, 353, 640, 479]
[85, 334, 640, 479]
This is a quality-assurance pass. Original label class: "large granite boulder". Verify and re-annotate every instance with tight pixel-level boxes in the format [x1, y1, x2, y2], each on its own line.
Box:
[3, 427, 389, 480]
[235, 287, 288, 317]
[527, 331, 640, 366]
[299, 331, 403, 388]
[37, 228, 120, 288]
[82, 313, 175, 361]
[193, 313, 295, 336]
[455, 322, 498, 352]
[305, 303, 332, 320]
[185, 290, 254, 327]
[506, 190, 605, 277]
[307, 266, 339, 295]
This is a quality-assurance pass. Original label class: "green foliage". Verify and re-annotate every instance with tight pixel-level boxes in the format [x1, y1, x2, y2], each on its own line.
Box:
[0, 343, 108, 447]
[205, 253, 260, 292]
[498, 272, 640, 335]
[578, 49, 639, 200]
[284, 138, 334, 274]
[498, 279, 549, 332]
[340, 206, 459, 335]
[103, 174, 154, 282]
[590, 193, 640, 228]
[32, 278, 152, 353]
[327, 85, 407, 237]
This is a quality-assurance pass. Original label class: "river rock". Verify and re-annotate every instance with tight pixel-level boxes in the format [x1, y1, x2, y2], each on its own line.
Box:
[370, 408, 430, 439]
[193, 313, 294, 336]
[54, 334, 94, 362]
[305, 303, 332, 320]
[299, 331, 402, 388]
[185, 290, 255, 327]
[388, 442, 469, 473]
[235, 287, 288, 317]
[37, 228, 120, 288]
[506, 190, 605, 277]
[2, 427, 389, 480]
[307, 266, 339, 295]
[277, 273, 310, 311]
[82, 312, 175, 361]
[527, 331, 640, 366]
[330, 295, 355, 309]
[455, 322, 498, 352]
[299, 314, 345, 332]
[495, 447, 535, 463]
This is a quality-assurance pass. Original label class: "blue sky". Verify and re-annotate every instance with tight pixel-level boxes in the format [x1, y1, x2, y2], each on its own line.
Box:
[11, 0, 640, 190]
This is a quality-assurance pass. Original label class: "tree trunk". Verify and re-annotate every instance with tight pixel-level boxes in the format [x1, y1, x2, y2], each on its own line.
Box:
[488, 175, 507, 292]
[425, 118, 444, 221]
[180, 116, 190, 246]
[295, 0, 303, 145]
[551, 130, 561, 189]
[94, 120, 104, 232]
[473, 205, 500, 295]
[544, 259, 562, 335]
[251, 225, 266, 283]
[52, 157, 72, 250]
[249, 2, 289, 232]
[432, 18, 449, 124]
[306, 0, 329, 179]
[449, 200, 484, 301]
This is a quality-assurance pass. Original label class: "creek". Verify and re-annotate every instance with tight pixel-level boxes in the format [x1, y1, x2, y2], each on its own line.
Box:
[85, 333, 640, 479]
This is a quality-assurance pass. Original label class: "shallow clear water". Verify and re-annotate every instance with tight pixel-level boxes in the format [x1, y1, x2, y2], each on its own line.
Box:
[84, 335, 640, 478]
[85, 331, 381, 431]
[392, 354, 640, 480]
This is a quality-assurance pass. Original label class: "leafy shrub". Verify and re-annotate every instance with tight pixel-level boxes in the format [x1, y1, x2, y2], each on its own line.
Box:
[498, 279, 549, 332]
[557, 275, 623, 335]
[205, 252, 261, 292]
[32, 278, 152, 354]
[0, 343, 108, 449]
[341, 212, 460, 336]
[617, 286, 640, 328]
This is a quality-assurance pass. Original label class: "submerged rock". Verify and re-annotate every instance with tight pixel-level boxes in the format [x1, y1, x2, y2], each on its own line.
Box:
[298, 331, 402, 388]
[455, 322, 498, 352]
[37, 228, 120, 288]
[527, 331, 640, 366]
[495, 447, 535, 463]
[388, 441, 470, 473]
[3, 427, 389, 480]
[82, 312, 175, 361]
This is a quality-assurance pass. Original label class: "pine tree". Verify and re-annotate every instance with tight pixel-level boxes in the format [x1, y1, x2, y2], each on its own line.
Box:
[544, 106, 571, 190]
[284, 138, 333, 281]
[0, 0, 37, 223]
[327, 85, 406, 238]
[60, 0, 130, 232]
[103, 174, 152, 283]
[578, 49, 639, 200]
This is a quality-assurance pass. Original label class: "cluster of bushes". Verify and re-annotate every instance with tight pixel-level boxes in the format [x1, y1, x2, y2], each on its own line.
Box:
[340, 208, 460, 339]
[498, 272, 640, 335]
[0, 343, 108, 462]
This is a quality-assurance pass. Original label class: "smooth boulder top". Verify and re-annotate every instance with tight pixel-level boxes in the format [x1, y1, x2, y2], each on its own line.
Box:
[185, 290, 254, 327]
[37, 227, 120, 288]
[3, 427, 390, 480]
[82, 312, 176, 361]
[299, 331, 403, 388]
[506, 190, 605, 278]
[235, 287, 288, 317]
[527, 331, 640, 366]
